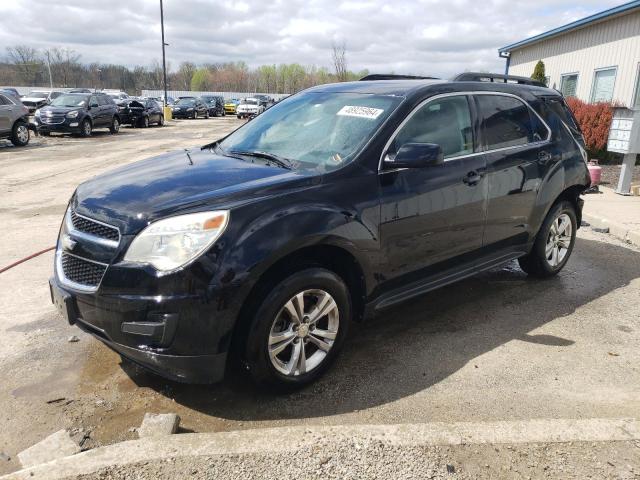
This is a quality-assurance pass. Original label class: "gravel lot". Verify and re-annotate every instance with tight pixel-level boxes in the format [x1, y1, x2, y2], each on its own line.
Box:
[75, 440, 640, 480]
[1, 119, 639, 476]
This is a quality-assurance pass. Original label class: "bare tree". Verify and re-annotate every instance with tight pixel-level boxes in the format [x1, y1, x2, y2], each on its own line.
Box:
[6, 45, 42, 85]
[176, 62, 196, 90]
[331, 41, 348, 82]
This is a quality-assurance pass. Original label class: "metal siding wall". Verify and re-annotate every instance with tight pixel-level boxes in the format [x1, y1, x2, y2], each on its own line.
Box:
[508, 10, 640, 106]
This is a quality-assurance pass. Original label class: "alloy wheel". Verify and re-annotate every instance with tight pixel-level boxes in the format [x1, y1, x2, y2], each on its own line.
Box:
[545, 213, 572, 267]
[268, 289, 339, 377]
[16, 125, 29, 144]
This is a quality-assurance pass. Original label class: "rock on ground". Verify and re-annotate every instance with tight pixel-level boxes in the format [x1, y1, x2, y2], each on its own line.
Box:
[137, 413, 180, 438]
[17, 430, 80, 469]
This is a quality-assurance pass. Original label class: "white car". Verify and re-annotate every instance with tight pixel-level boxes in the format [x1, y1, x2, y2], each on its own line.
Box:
[20, 90, 64, 113]
[236, 98, 264, 119]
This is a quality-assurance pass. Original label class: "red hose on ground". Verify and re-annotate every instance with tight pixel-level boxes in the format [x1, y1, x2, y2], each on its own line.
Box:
[0, 246, 55, 274]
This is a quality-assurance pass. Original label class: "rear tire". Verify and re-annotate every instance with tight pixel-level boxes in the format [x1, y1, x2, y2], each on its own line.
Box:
[109, 117, 120, 134]
[518, 200, 577, 278]
[158, 115, 164, 126]
[142, 116, 149, 128]
[244, 268, 351, 390]
[193, 110, 198, 120]
[10, 121, 30, 146]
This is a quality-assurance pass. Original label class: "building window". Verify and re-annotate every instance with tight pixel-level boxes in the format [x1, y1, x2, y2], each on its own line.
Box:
[633, 63, 640, 107]
[560, 74, 578, 97]
[590, 67, 617, 103]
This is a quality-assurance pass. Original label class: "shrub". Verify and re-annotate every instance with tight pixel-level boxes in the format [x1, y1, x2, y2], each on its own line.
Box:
[565, 97, 615, 160]
[531, 60, 547, 85]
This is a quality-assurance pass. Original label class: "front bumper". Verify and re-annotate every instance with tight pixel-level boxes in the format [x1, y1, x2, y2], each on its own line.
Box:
[35, 117, 82, 134]
[49, 274, 228, 384]
[171, 110, 194, 118]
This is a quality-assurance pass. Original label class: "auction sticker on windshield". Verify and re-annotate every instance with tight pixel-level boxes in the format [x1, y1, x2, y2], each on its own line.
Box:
[337, 105, 384, 120]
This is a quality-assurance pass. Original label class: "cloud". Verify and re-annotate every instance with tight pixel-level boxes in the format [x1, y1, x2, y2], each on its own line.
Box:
[0, 0, 623, 78]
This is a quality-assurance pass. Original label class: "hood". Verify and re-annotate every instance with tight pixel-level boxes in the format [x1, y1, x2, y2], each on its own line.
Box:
[73, 148, 309, 234]
[21, 96, 48, 103]
[40, 105, 83, 114]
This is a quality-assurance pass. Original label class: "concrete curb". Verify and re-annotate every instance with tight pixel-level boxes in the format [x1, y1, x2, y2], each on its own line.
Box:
[3, 418, 639, 479]
[582, 212, 640, 246]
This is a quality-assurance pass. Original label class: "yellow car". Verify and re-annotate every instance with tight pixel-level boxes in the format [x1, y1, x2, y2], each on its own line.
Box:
[224, 99, 240, 115]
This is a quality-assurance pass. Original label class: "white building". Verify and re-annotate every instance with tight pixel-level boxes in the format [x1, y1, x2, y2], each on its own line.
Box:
[499, 1, 640, 108]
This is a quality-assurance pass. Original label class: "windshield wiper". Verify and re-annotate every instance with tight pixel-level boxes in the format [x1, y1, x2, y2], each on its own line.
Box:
[228, 150, 293, 170]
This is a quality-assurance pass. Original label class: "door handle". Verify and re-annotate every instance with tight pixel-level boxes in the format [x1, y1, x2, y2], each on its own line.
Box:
[538, 151, 553, 164]
[463, 170, 484, 186]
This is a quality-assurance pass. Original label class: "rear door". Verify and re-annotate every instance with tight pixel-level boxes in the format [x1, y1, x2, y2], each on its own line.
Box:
[379, 94, 487, 286]
[0, 94, 12, 134]
[89, 95, 103, 126]
[474, 93, 552, 248]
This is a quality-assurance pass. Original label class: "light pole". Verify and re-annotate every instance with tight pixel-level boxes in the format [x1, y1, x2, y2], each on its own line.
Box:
[160, 0, 169, 107]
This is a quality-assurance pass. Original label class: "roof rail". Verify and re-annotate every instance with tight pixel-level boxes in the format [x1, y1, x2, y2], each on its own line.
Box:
[360, 74, 440, 81]
[453, 72, 546, 87]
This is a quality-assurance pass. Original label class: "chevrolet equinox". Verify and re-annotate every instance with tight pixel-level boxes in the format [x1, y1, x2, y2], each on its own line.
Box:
[50, 73, 590, 388]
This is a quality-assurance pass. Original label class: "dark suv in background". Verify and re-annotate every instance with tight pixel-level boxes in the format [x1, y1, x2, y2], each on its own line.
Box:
[201, 95, 226, 117]
[50, 73, 589, 389]
[35, 92, 120, 137]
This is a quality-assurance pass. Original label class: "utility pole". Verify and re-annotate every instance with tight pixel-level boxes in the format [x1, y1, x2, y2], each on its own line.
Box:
[160, 0, 169, 107]
[45, 50, 53, 89]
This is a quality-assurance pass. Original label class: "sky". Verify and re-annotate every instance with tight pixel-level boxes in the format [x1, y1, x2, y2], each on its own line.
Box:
[0, 0, 625, 78]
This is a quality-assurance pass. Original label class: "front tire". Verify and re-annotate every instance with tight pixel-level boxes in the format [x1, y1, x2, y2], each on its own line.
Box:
[244, 268, 351, 389]
[80, 119, 92, 137]
[157, 115, 164, 126]
[193, 110, 198, 120]
[141, 116, 149, 128]
[10, 121, 30, 146]
[518, 200, 577, 277]
[109, 117, 120, 134]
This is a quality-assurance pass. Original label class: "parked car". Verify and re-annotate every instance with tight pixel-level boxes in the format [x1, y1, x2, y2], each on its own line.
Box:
[69, 88, 93, 94]
[104, 91, 130, 104]
[224, 98, 240, 115]
[254, 94, 274, 109]
[20, 90, 65, 113]
[1, 87, 21, 97]
[201, 95, 225, 117]
[171, 97, 209, 119]
[119, 98, 164, 127]
[236, 97, 264, 118]
[35, 92, 120, 137]
[50, 74, 590, 388]
[0, 91, 32, 146]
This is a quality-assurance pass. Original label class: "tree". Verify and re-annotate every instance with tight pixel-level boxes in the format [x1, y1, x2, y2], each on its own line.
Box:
[331, 41, 348, 82]
[531, 60, 547, 85]
[190, 68, 211, 91]
[176, 62, 196, 90]
[6, 45, 43, 85]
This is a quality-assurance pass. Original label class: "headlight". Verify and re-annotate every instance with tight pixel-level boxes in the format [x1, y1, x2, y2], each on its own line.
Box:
[34, 109, 41, 117]
[187, 108, 194, 111]
[124, 211, 229, 272]
[66, 110, 79, 118]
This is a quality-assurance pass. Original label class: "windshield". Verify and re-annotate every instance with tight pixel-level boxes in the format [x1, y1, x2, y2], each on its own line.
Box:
[28, 92, 48, 98]
[219, 91, 401, 171]
[51, 94, 88, 107]
[176, 99, 195, 106]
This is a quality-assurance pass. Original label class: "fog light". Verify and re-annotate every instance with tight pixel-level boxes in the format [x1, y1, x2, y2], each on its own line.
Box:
[70, 122, 79, 127]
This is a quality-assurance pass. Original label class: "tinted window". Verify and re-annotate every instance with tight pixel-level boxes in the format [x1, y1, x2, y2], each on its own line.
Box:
[89, 96, 99, 107]
[0, 95, 8, 105]
[97, 95, 109, 106]
[392, 95, 473, 159]
[476, 95, 539, 150]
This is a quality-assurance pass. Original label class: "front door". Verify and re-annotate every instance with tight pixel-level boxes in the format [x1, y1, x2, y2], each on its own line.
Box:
[379, 94, 487, 289]
[0, 94, 13, 134]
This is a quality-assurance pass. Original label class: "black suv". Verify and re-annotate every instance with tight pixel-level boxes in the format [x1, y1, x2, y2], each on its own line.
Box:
[201, 95, 226, 117]
[50, 74, 589, 388]
[35, 92, 120, 137]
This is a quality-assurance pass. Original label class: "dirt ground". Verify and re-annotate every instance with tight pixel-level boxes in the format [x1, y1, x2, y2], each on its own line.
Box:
[1, 119, 639, 476]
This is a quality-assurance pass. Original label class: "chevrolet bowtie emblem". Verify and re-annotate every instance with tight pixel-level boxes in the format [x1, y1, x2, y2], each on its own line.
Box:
[61, 234, 77, 251]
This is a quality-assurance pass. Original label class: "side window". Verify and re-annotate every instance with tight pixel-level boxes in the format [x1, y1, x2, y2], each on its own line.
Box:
[392, 95, 473, 159]
[0, 95, 8, 105]
[97, 95, 109, 106]
[50, 92, 62, 99]
[89, 96, 99, 107]
[476, 95, 538, 151]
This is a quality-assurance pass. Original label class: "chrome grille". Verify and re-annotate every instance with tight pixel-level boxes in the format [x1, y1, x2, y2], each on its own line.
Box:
[60, 252, 107, 287]
[41, 115, 65, 125]
[71, 210, 120, 242]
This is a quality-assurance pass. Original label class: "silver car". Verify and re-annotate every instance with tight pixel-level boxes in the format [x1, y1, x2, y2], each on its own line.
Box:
[0, 92, 31, 146]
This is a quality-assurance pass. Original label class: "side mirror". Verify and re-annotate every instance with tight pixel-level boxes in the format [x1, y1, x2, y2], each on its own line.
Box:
[385, 143, 444, 169]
